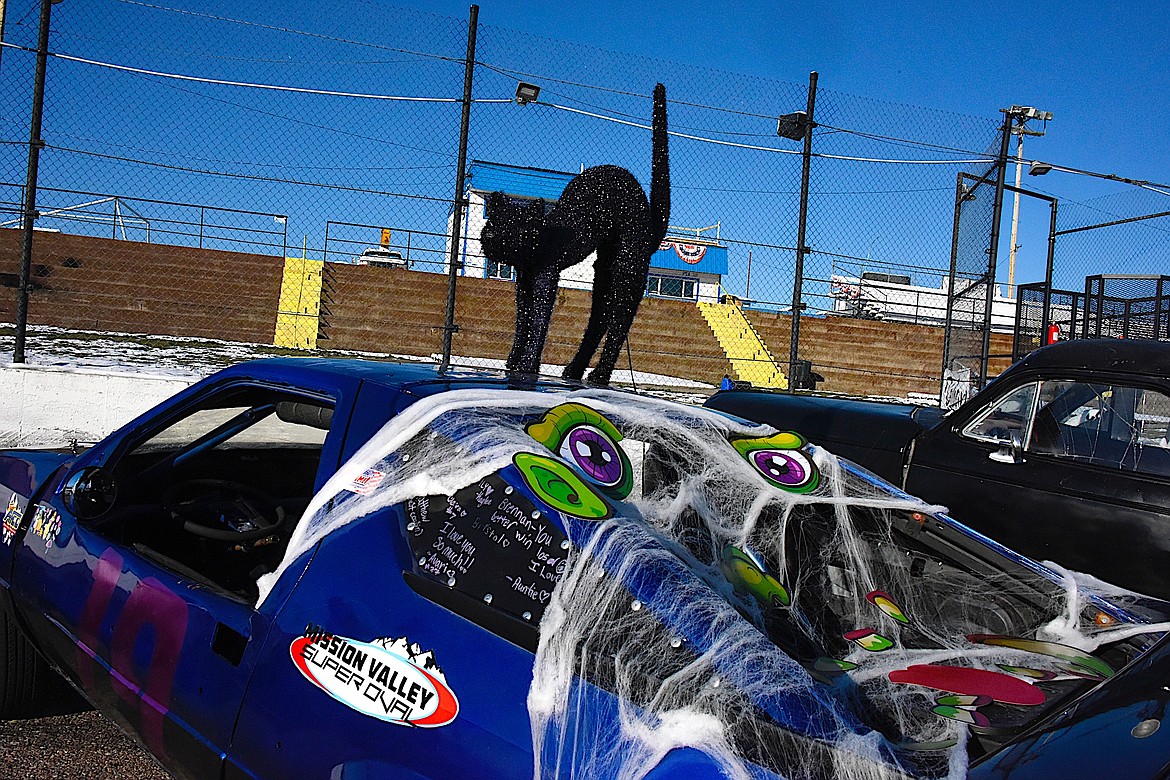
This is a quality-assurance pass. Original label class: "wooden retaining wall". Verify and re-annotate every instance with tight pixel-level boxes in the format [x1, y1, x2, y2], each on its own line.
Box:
[1, 229, 1013, 396]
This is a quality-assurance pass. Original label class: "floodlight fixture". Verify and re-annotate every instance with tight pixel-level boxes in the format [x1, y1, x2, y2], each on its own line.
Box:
[1029, 160, 1054, 176]
[515, 82, 540, 105]
[776, 110, 811, 142]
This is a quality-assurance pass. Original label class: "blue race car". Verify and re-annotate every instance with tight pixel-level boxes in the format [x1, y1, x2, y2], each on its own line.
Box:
[2, 358, 1169, 779]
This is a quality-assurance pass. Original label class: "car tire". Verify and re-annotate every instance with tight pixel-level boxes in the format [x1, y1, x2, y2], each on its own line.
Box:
[0, 599, 49, 718]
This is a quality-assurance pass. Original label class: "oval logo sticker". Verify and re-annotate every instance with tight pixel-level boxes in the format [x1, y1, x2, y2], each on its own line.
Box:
[291, 630, 459, 727]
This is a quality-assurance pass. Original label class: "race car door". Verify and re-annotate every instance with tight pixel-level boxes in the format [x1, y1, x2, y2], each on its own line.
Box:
[9, 379, 343, 780]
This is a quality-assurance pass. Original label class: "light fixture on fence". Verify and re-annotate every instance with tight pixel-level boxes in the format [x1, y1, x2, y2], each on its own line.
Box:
[1029, 160, 1054, 176]
[515, 82, 541, 105]
[776, 110, 811, 142]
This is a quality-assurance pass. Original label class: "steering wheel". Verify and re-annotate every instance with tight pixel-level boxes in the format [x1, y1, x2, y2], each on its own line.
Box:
[162, 479, 286, 542]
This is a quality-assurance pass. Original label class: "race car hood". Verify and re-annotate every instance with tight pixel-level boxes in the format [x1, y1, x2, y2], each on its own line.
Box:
[971, 629, 1170, 778]
[0, 449, 75, 498]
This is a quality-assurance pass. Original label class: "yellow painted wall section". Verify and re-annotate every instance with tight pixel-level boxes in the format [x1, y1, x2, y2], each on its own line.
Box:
[698, 301, 788, 389]
[274, 257, 324, 349]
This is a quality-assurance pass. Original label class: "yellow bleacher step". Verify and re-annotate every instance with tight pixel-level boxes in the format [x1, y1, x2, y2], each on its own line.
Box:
[698, 301, 787, 389]
[274, 256, 324, 349]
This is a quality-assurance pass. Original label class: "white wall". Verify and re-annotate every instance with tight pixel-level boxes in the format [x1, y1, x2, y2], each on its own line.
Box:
[0, 365, 194, 448]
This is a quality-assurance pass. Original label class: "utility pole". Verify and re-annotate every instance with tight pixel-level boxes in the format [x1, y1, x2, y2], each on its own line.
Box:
[0, 0, 9, 74]
[785, 71, 817, 394]
[1005, 105, 1052, 299]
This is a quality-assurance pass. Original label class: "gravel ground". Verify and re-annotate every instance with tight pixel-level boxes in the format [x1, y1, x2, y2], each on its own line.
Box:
[0, 675, 168, 780]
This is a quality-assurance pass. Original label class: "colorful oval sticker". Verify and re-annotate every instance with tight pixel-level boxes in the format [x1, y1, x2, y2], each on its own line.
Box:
[889, 664, 1046, 706]
[721, 544, 790, 607]
[866, 589, 910, 624]
[730, 432, 820, 493]
[513, 452, 611, 520]
[844, 628, 894, 652]
[291, 630, 459, 727]
[967, 634, 1114, 679]
[526, 404, 633, 500]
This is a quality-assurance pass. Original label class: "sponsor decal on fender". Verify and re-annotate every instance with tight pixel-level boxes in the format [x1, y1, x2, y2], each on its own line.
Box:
[347, 468, 386, 495]
[291, 625, 459, 727]
[2, 491, 27, 546]
[29, 504, 63, 550]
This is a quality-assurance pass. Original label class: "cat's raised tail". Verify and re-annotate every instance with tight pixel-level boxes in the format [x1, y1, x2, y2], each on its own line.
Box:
[650, 83, 670, 248]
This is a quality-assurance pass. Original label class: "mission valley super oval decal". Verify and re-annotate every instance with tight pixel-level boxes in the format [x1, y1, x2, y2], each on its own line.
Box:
[290, 627, 459, 727]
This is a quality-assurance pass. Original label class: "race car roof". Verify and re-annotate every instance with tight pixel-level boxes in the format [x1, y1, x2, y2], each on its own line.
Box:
[219, 357, 583, 398]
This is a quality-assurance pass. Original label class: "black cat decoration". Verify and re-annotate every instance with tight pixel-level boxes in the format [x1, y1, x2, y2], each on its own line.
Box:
[479, 83, 669, 385]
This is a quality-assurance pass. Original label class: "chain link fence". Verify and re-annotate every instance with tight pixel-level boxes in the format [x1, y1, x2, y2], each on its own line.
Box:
[1010, 188, 1170, 359]
[5, 0, 1129, 400]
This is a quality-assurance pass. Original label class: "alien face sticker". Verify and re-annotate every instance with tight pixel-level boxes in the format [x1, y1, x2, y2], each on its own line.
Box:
[513, 452, 612, 520]
[721, 544, 790, 607]
[730, 432, 820, 494]
[527, 404, 633, 500]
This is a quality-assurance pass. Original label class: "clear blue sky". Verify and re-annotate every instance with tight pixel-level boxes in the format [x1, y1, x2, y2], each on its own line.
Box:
[427, 0, 1169, 191]
[2, 0, 1166, 301]
[422, 0, 1170, 287]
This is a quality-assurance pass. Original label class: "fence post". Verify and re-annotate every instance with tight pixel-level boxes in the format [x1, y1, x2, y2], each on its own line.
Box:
[1040, 199, 1057, 347]
[439, 4, 479, 374]
[787, 71, 818, 393]
[13, 0, 54, 364]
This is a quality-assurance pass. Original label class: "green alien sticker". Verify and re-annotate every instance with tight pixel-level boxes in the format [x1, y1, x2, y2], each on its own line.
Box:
[731, 432, 820, 494]
[513, 452, 612, 520]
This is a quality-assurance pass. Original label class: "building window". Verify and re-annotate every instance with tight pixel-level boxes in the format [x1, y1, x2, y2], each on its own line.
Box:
[487, 260, 515, 281]
[646, 274, 696, 300]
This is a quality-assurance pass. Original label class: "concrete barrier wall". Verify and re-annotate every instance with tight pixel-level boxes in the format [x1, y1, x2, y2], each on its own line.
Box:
[0, 365, 194, 448]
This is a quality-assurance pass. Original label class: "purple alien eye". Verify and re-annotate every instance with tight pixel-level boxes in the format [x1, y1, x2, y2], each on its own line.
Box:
[751, 449, 814, 489]
[560, 426, 624, 488]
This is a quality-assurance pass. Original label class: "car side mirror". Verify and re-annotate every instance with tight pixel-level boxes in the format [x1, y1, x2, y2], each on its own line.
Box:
[61, 467, 118, 520]
[988, 431, 1025, 465]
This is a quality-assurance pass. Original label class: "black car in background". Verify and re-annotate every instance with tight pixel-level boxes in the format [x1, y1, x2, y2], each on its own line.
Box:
[707, 340, 1170, 601]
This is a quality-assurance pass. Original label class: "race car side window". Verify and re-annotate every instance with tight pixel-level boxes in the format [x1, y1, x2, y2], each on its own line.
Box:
[100, 383, 336, 600]
[962, 382, 1040, 446]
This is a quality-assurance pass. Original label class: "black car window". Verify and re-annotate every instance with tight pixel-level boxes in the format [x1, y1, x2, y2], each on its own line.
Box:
[961, 382, 1039, 445]
[1027, 380, 1170, 476]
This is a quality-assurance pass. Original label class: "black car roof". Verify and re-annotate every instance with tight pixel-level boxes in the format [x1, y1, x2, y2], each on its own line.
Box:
[1008, 338, 1170, 378]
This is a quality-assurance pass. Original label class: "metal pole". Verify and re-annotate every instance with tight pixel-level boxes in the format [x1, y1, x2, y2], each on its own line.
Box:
[439, 4, 479, 374]
[940, 170, 966, 398]
[745, 249, 752, 300]
[13, 0, 54, 363]
[787, 70, 817, 393]
[1040, 198, 1057, 346]
[980, 112, 1015, 388]
[1007, 128, 1023, 298]
[0, 0, 8, 76]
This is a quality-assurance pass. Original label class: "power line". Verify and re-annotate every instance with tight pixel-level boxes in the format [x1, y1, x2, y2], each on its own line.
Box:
[137, 74, 457, 161]
[37, 131, 455, 175]
[542, 102, 996, 165]
[0, 43, 511, 103]
[49, 144, 452, 202]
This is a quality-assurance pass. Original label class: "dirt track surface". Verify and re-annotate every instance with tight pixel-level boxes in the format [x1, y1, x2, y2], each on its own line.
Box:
[0, 677, 168, 780]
